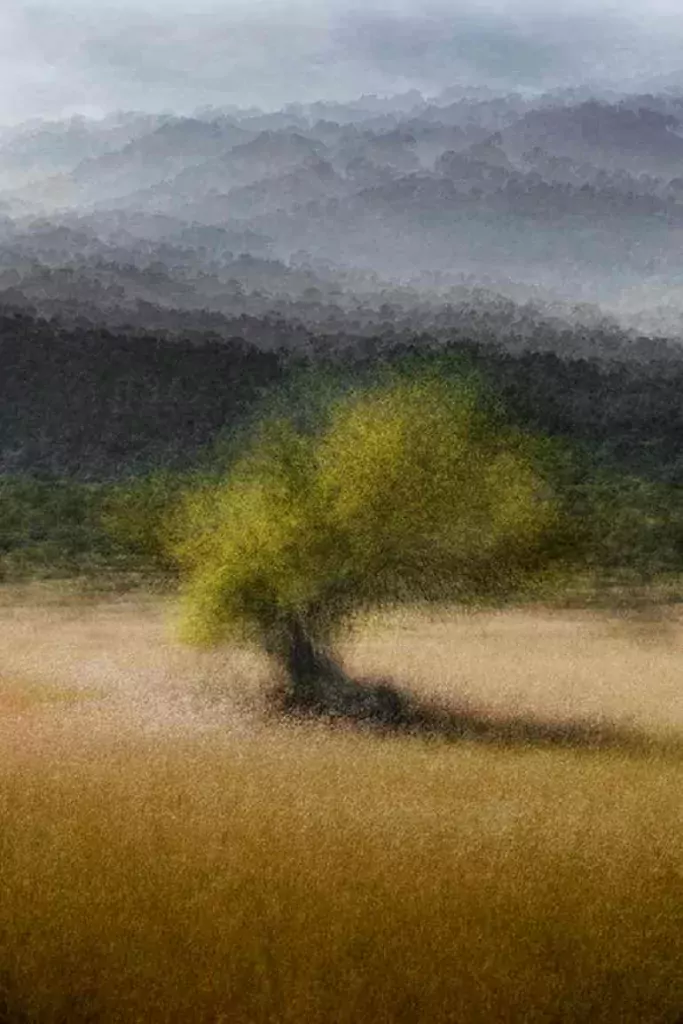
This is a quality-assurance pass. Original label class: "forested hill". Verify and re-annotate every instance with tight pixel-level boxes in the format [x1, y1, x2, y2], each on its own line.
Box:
[4, 90, 683, 485]
[3, 304, 683, 484]
[0, 309, 281, 478]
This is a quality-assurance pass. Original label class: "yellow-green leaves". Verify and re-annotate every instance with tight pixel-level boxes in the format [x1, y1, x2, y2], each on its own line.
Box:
[172, 375, 558, 649]
[316, 377, 554, 600]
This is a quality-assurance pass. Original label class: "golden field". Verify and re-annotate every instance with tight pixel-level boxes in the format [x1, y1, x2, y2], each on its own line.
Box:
[0, 585, 682, 1023]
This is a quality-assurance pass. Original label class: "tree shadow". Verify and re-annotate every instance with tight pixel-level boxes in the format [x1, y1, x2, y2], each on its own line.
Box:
[267, 670, 677, 757]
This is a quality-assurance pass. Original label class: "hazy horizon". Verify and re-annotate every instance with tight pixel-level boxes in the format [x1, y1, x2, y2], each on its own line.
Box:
[3, 0, 683, 127]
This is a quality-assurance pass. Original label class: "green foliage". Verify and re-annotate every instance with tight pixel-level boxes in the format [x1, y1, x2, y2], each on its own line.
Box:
[562, 470, 683, 584]
[0, 471, 189, 581]
[100, 471, 188, 574]
[0, 476, 114, 579]
[173, 374, 560, 653]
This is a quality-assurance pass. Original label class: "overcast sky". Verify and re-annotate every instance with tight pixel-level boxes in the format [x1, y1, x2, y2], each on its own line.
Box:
[2, 0, 683, 124]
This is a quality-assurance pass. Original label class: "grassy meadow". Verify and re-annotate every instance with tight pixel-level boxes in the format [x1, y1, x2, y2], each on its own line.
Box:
[0, 589, 682, 1023]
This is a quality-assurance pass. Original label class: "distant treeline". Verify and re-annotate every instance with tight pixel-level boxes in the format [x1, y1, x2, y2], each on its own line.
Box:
[0, 309, 282, 478]
[1, 306, 683, 482]
[2, 308, 683, 586]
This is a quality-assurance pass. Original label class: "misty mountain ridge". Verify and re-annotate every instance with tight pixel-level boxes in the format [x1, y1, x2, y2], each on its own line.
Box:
[1, 89, 682, 328]
[3, 87, 683, 476]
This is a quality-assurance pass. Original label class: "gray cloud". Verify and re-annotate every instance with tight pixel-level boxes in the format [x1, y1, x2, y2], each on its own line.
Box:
[2, 0, 683, 124]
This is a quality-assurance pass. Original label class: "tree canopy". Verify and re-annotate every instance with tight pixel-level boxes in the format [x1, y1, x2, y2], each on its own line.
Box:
[172, 373, 560, 703]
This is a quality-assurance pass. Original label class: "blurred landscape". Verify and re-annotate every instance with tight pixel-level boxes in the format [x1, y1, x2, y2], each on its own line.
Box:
[3, 64, 683, 1023]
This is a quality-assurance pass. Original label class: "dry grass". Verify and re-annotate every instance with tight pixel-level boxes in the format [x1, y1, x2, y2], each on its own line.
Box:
[1, 588, 683, 1023]
[342, 602, 683, 737]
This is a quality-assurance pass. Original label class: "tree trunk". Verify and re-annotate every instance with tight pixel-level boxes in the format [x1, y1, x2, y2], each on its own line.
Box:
[270, 614, 411, 726]
[274, 615, 350, 710]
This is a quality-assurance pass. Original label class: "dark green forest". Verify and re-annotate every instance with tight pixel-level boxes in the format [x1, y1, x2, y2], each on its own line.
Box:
[2, 305, 683, 592]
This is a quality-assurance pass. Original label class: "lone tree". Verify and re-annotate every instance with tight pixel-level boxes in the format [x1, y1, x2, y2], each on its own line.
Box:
[171, 373, 561, 710]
